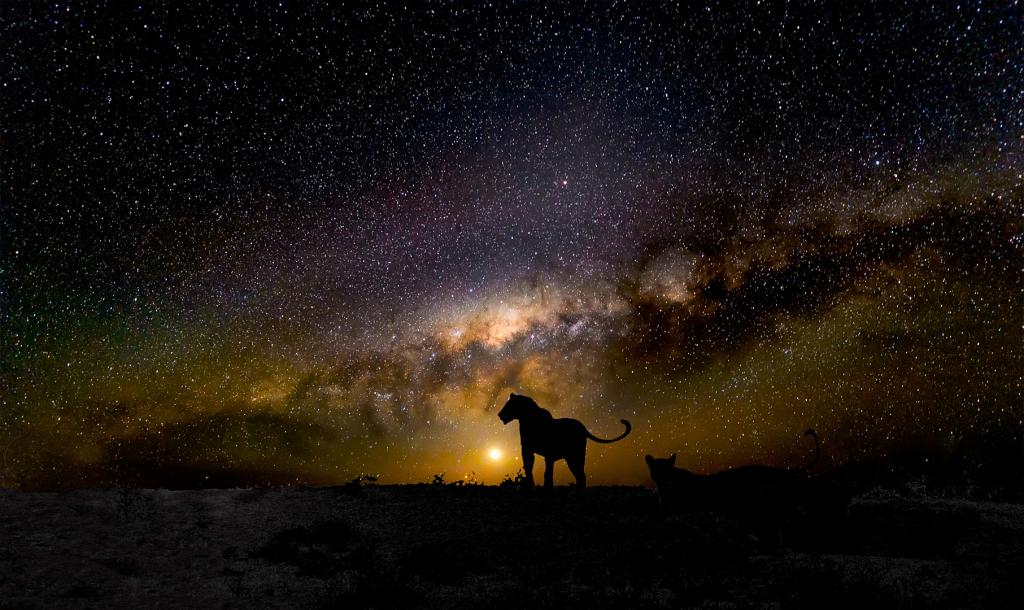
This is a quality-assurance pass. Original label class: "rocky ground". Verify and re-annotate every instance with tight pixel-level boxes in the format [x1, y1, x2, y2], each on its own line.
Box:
[1, 484, 1022, 609]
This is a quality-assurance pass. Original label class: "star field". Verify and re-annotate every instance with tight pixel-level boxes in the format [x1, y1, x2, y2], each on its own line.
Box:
[1, 2, 1021, 488]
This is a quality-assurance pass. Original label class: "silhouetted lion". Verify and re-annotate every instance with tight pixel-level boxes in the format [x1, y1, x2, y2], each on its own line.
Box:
[498, 393, 631, 490]
[645, 429, 820, 510]
[645, 430, 844, 548]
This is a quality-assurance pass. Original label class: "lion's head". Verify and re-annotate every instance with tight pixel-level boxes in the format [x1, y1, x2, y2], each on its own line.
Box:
[498, 392, 535, 424]
[644, 454, 678, 483]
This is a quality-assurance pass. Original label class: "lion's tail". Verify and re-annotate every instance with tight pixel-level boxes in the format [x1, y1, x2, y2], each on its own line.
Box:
[586, 420, 632, 444]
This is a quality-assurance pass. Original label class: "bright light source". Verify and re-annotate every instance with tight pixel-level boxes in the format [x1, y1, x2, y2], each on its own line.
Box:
[487, 447, 503, 461]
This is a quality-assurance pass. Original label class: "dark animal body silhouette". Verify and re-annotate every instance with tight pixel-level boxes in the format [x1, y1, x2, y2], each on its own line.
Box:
[645, 430, 845, 548]
[498, 393, 631, 490]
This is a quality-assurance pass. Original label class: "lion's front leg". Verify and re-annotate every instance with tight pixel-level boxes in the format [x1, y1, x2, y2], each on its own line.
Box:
[522, 449, 535, 490]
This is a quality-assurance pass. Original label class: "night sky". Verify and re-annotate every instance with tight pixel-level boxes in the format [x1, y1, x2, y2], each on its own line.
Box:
[2, 2, 1021, 489]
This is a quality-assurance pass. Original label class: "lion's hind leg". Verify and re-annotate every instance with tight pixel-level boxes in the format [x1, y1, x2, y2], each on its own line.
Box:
[567, 454, 586, 491]
[543, 458, 556, 490]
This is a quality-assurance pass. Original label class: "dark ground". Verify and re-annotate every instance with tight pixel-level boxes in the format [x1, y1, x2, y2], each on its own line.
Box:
[1, 484, 1022, 609]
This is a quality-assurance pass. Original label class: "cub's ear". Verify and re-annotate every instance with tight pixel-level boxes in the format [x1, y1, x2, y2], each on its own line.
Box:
[669, 454, 676, 466]
[509, 392, 516, 398]
[645, 454, 654, 466]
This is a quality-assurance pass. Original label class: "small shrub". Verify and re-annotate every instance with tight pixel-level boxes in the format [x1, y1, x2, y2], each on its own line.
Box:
[500, 469, 526, 489]
[430, 471, 483, 487]
[342, 473, 379, 495]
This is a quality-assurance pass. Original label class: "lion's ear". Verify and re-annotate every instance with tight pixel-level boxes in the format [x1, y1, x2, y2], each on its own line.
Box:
[509, 392, 516, 398]
[669, 454, 676, 466]
[645, 454, 654, 465]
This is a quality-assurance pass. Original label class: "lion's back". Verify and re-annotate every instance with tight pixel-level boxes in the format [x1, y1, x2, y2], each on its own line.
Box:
[703, 466, 817, 517]
[553, 417, 587, 436]
[520, 417, 588, 456]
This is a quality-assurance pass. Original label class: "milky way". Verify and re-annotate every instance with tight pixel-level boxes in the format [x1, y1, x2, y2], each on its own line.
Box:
[2, 2, 1022, 489]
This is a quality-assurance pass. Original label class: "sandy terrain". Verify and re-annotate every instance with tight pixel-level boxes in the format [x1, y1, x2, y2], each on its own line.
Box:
[1, 485, 1021, 609]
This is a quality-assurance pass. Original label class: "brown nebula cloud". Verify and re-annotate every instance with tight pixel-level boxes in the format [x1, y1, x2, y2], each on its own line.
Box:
[3, 164, 1021, 490]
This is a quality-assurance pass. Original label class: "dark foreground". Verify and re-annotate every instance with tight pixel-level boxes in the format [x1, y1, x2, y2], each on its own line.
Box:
[1, 485, 1022, 609]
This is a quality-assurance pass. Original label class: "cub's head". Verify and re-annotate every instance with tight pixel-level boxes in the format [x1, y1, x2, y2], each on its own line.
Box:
[498, 392, 533, 424]
[645, 454, 677, 483]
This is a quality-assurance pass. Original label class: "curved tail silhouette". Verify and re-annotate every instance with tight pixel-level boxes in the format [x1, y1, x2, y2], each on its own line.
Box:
[801, 429, 820, 471]
[586, 420, 632, 444]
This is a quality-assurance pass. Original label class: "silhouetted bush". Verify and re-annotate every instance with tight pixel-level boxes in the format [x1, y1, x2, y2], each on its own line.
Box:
[429, 472, 483, 487]
[500, 469, 526, 489]
[341, 473, 379, 495]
